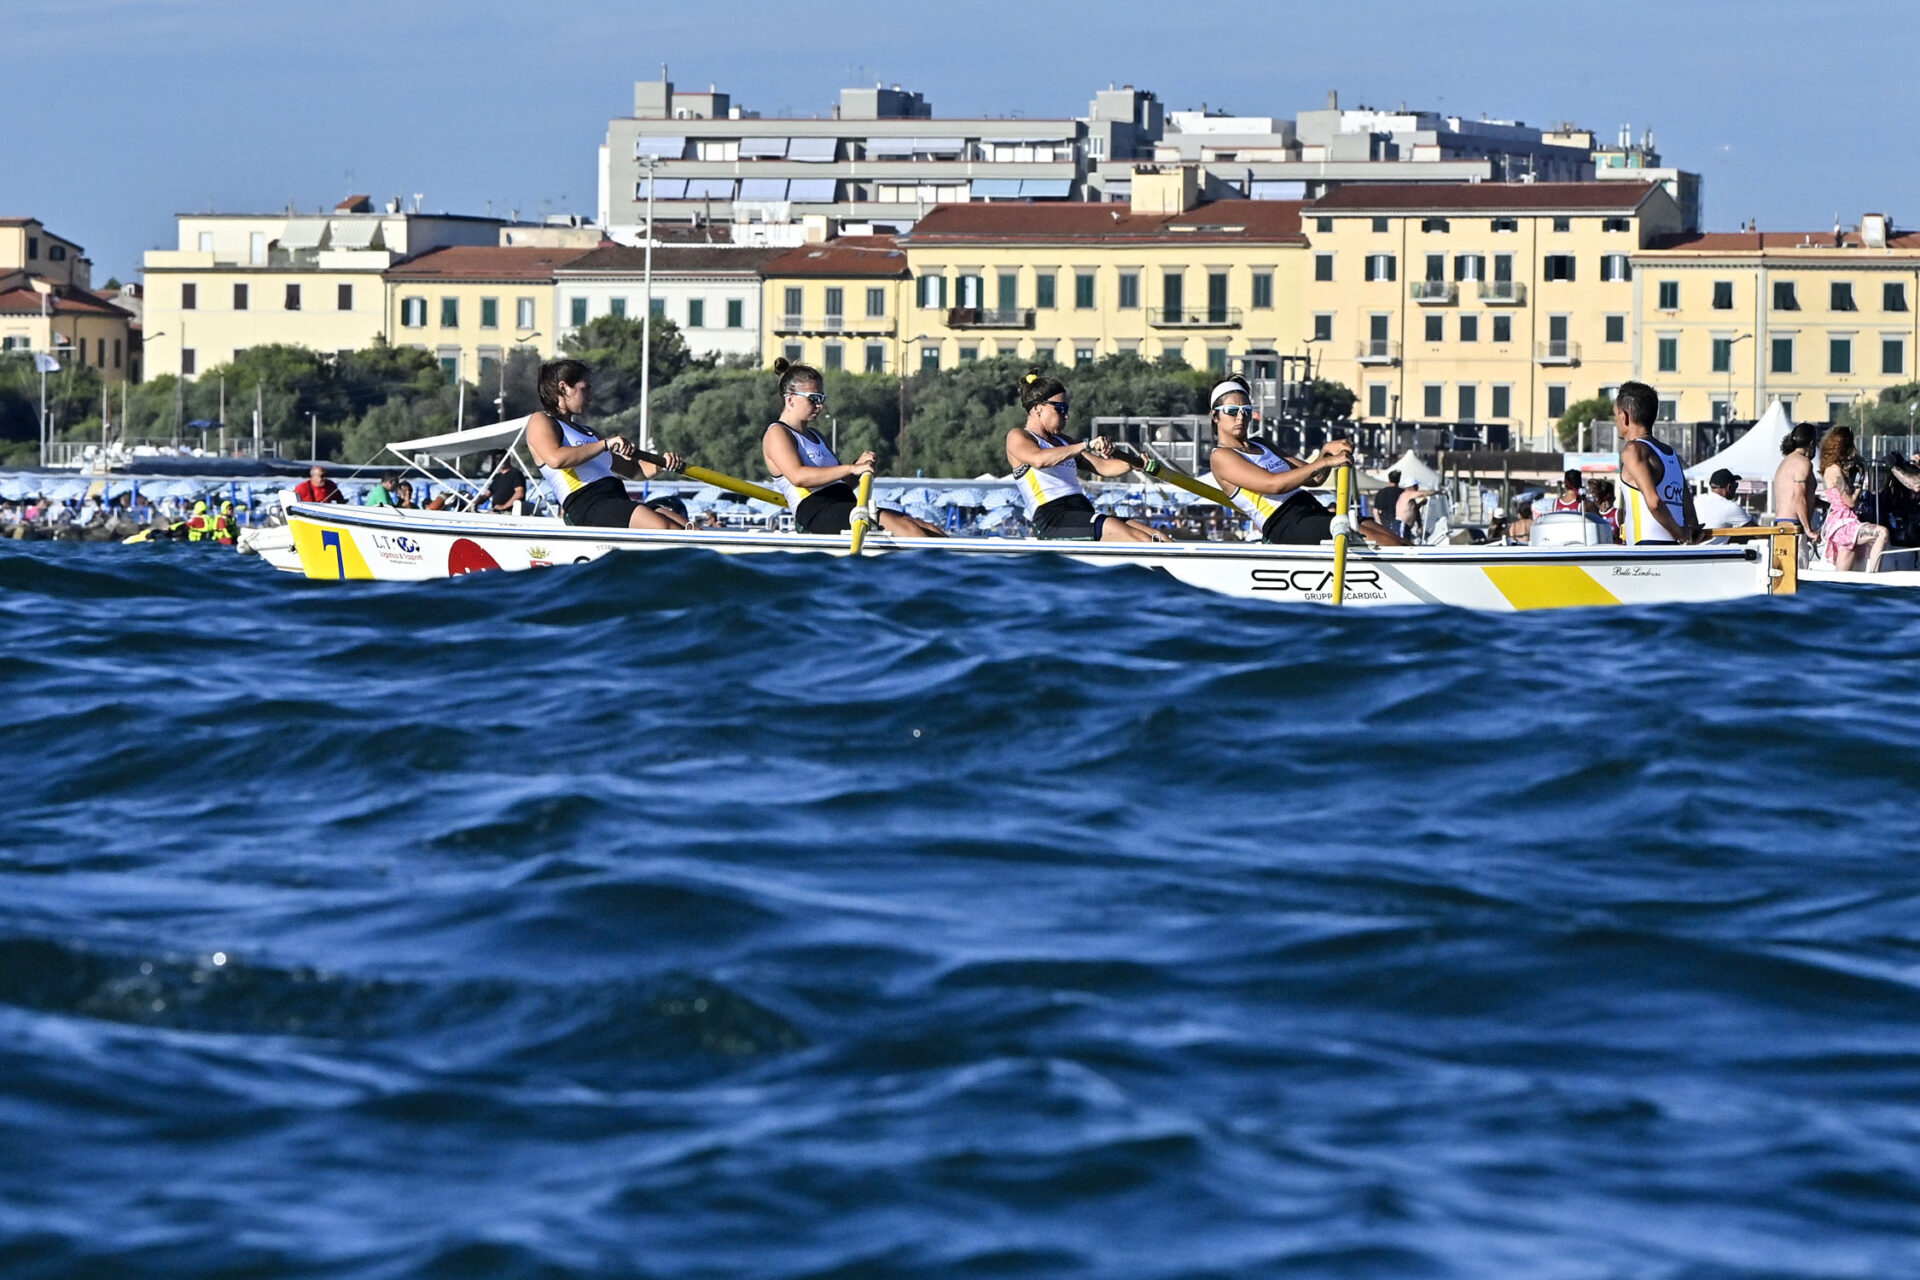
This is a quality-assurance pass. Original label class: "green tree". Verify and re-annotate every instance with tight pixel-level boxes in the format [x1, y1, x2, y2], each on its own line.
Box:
[559, 314, 697, 418]
[1303, 378, 1356, 421]
[1557, 396, 1617, 449]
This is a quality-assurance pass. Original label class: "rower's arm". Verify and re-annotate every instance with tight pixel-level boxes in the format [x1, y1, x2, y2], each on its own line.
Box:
[1005, 429, 1088, 471]
[1210, 444, 1349, 496]
[527, 413, 613, 471]
[764, 424, 860, 488]
[1083, 450, 1134, 478]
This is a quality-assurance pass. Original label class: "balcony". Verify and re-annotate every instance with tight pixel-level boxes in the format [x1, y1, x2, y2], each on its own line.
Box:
[1356, 339, 1401, 365]
[772, 314, 894, 336]
[1411, 280, 1458, 305]
[1148, 306, 1244, 329]
[1477, 281, 1527, 305]
[946, 307, 1034, 330]
[1535, 340, 1581, 365]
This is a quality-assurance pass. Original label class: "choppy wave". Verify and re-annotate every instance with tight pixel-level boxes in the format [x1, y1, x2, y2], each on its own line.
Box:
[4, 541, 1920, 1278]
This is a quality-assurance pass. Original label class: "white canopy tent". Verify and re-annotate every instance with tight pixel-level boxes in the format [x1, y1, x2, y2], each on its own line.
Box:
[383, 417, 543, 513]
[1371, 450, 1442, 490]
[1685, 400, 1794, 482]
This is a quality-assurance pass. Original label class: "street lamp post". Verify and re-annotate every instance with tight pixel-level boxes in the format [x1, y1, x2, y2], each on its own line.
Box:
[1725, 332, 1753, 428]
[637, 156, 660, 453]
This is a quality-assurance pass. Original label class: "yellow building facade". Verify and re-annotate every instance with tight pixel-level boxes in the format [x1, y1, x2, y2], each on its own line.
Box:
[1304, 182, 1685, 448]
[897, 169, 1309, 373]
[1631, 222, 1920, 425]
[759, 237, 908, 373]
[385, 246, 581, 386]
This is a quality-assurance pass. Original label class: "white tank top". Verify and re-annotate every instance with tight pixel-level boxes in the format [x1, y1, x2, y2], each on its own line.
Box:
[1014, 428, 1085, 517]
[538, 417, 616, 506]
[1221, 440, 1297, 526]
[1621, 436, 1686, 544]
[770, 423, 841, 514]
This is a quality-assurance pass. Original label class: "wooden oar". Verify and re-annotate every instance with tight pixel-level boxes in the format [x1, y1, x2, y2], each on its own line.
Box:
[633, 448, 783, 507]
[1330, 463, 1353, 606]
[848, 471, 876, 554]
[1111, 445, 1235, 507]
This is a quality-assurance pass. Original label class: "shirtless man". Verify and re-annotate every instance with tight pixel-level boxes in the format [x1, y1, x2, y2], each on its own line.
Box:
[1770, 421, 1817, 533]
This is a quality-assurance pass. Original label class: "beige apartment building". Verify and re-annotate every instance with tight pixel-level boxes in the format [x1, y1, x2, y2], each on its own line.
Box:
[1303, 181, 1684, 446]
[0, 217, 135, 383]
[760, 237, 910, 372]
[141, 197, 506, 378]
[1630, 219, 1920, 425]
[897, 166, 1309, 372]
[386, 246, 586, 386]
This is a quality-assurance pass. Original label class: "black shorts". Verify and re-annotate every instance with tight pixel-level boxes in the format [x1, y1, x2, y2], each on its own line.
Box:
[794, 484, 860, 535]
[1031, 494, 1107, 541]
[1261, 491, 1335, 545]
[562, 476, 641, 529]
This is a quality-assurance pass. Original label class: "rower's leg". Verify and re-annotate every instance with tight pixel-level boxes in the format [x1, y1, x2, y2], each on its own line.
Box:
[627, 504, 687, 530]
[1359, 519, 1405, 547]
[876, 510, 941, 539]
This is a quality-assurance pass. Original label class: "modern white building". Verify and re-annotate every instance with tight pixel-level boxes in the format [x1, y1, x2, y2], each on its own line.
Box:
[553, 243, 780, 363]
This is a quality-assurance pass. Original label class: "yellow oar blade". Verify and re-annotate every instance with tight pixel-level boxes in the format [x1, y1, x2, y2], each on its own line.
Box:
[848, 472, 875, 555]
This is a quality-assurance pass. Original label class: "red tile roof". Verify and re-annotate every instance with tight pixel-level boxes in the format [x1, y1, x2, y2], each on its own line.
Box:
[0, 284, 131, 317]
[1308, 181, 1661, 215]
[385, 245, 595, 281]
[1643, 229, 1920, 253]
[557, 244, 784, 274]
[761, 236, 908, 278]
[905, 200, 1305, 245]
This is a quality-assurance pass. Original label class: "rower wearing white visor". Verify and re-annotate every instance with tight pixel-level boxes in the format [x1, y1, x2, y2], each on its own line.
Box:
[1004, 368, 1169, 542]
[1205, 376, 1403, 546]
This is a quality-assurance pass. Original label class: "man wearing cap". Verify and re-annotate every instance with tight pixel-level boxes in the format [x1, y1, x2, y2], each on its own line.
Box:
[1694, 468, 1752, 545]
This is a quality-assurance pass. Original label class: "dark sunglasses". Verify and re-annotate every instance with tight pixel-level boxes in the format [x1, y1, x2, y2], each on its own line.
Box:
[1045, 399, 1070, 416]
[1215, 404, 1257, 419]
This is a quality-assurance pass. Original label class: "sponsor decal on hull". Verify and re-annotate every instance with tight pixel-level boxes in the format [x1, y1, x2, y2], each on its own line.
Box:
[371, 533, 423, 564]
[1250, 566, 1389, 602]
[448, 538, 502, 576]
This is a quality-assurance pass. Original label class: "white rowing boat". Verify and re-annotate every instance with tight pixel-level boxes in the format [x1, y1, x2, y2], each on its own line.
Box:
[282, 500, 1798, 610]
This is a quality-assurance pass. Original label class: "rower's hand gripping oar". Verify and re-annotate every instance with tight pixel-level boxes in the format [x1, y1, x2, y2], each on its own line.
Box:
[848, 470, 876, 555]
[1109, 445, 1236, 507]
[630, 447, 785, 508]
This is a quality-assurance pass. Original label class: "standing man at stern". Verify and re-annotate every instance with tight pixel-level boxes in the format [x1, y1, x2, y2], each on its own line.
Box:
[1615, 381, 1699, 545]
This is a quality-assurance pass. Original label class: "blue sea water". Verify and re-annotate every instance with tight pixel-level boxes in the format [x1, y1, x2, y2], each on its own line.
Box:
[4, 541, 1920, 1279]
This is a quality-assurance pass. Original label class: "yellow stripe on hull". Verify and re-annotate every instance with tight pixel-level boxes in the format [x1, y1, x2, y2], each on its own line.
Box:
[1481, 564, 1623, 610]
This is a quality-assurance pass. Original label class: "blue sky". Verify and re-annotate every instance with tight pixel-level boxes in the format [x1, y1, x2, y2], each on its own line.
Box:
[8, 0, 1913, 282]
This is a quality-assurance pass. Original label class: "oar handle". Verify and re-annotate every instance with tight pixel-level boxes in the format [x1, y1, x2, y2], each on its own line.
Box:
[848, 471, 876, 555]
[631, 447, 785, 508]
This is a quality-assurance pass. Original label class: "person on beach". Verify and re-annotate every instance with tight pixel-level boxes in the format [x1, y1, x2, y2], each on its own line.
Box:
[1615, 381, 1700, 545]
[1006, 368, 1166, 542]
[1816, 425, 1888, 572]
[1770, 422, 1817, 533]
[526, 358, 687, 530]
[1549, 469, 1589, 514]
[1206, 375, 1401, 547]
[762, 358, 943, 539]
[294, 466, 345, 504]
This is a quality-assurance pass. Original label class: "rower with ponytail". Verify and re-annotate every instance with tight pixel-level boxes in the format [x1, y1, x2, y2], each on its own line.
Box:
[761, 357, 944, 538]
[1005, 367, 1170, 542]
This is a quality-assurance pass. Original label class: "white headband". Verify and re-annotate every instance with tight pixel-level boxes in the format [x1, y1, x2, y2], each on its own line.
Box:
[1209, 379, 1247, 409]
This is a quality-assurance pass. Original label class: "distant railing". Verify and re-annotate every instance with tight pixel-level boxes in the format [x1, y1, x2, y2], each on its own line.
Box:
[1149, 306, 1243, 329]
[1411, 281, 1458, 304]
[946, 307, 1035, 330]
[1356, 339, 1401, 364]
[773, 314, 893, 335]
[1478, 281, 1526, 305]
[1535, 340, 1581, 364]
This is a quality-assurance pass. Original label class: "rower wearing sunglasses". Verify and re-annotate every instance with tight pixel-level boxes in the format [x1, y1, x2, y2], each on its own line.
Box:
[1206, 375, 1403, 546]
[761, 358, 943, 538]
[1005, 368, 1170, 542]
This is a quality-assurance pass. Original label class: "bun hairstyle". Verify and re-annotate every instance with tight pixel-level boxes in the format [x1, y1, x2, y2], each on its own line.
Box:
[537, 358, 591, 417]
[1782, 421, 1816, 457]
[773, 357, 824, 395]
[1018, 367, 1068, 411]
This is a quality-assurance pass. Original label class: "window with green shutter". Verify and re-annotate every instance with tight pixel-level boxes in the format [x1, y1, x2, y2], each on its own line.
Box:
[1830, 337, 1852, 374]
[609, 298, 626, 319]
[440, 297, 458, 327]
[1075, 273, 1095, 309]
[1035, 273, 1056, 309]
[727, 299, 744, 328]
[1712, 338, 1733, 372]
[1771, 336, 1794, 372]
[1118, 273, 1140, 309]
[570, 297, 587, 326]
[1657, 336, 1678, 372]
[687, 299, 704, 328]
[480, 297, 498, 329]
[1252, 272, 1273, 308]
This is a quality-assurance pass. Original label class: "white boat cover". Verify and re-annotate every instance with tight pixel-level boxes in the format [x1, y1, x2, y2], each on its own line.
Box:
[386, 417, 529, 463]
[1685, 400, 1793, 482]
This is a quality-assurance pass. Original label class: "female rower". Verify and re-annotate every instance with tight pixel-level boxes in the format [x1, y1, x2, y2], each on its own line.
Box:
[1205, 376, 1402, 546]
[1817, 424, 1888, 572]
[1005, 369, 1168, 542]
[762, 359, 943, 537]
[525, 358, 687, 529]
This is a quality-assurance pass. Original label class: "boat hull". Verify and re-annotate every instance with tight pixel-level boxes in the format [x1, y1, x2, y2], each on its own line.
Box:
[283, 503, 1780, 610]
